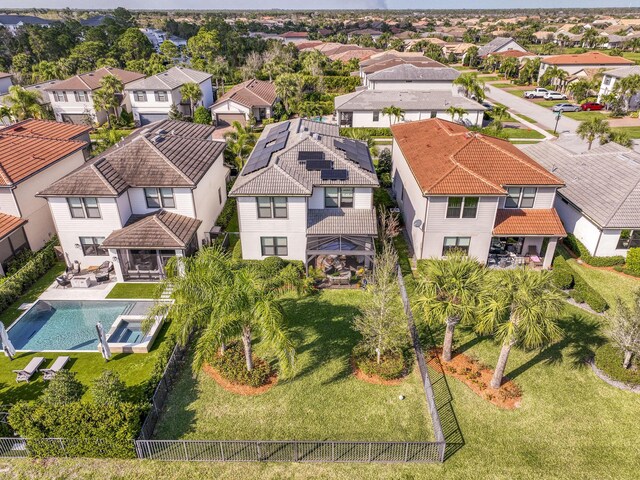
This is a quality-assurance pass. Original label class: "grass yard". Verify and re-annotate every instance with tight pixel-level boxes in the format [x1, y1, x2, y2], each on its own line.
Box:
[226, 209, 240, 232]
[153, 289, 433, 442]
[106, 282, 161, 299]
[612, 126, 640, 139]
[563, 111, 610, 121]
[0, 262, 65, 328]
[502, 127, 545, 139]
[490, 82, 513, 88]
[514, 113, 537, 124]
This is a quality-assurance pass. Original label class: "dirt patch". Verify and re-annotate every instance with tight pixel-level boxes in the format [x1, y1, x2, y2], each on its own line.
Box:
[427, 348, 522, 410]
[202, 363, 278, 396]
[351, 357, 411, 386]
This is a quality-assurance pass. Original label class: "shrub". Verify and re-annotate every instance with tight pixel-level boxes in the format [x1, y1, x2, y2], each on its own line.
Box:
[5, 249, 36, 276]
[353, 345, 408, 380]
[564, 234, 625, 267]
[232, 239, 243, 260]
[379, 172, 391, 188]
[569, 288, 585, 304]
[594, 343, 640, 385]
[193, 105, 212, 125]
[376, 148, 392, 174]
[551, 255, 574, 289]
[626, 247, 640, 275]
[42, 370, 84, 407]
[323, 75, 362, 93]
[91, 370, 126, 407]
[340, 127, 392, 137]
[209, 342, 272, 387]
[572, 274, 608, 312]
[140, 329, 178, 402]
[554, 254, 608, 311]
[259, 256, 288, 278]
[215, 197, 237, 230]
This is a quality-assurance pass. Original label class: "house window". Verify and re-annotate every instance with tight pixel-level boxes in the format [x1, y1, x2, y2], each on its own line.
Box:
[54, 91, 67, 102]
[79, 236, 107, 256]
[324, 188, 354, 208]
[430, 111, 437, 118]
[603, 76, 611, 85]
[446, 197, 478, 218]
[155, 91, 168, 102]
[145, 188, 175, 208]
[257, 197, 288, 218]
[74, 91, 87, 102]
[68, 197, 100, 218]
[505, 187, 537, 209]
[134, 91, 147, 102]
[373, 111, 380, 122]
[442, 237, 471, 255]
[616, 230, 640, 249]
[261, 237, 288, 256]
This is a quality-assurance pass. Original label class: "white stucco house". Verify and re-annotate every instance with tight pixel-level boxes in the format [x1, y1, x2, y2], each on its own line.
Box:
[211, 79, 278, 126]
[522, 140, 640, 258]
[229, 119, 379, 269]
[124, 67, 215, 125]
[538, 52, 634, 80]
[0, 72, 12, 95]
[37, 120, 229, 282]
[0, 14, 50, 35]
[391, 119, 566, 269]
[0, 119, 92, 274]
[597, 65, 640, 109]
[477, 37, 527, 57]
[45, 67, 145, 125]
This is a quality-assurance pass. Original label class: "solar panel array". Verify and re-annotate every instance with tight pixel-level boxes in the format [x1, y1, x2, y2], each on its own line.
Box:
[333, 139, 375, 173]
[243, 122, 291, 175]
[321, 169, 349, 180]
[306, 160, 333, 171]
[298, 151, 325, 162]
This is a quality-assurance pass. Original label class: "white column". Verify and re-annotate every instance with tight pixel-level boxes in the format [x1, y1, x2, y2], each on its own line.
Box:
[109, 248, 124, 282]
[543, 238, 558, 269]
[175, 250, 186, 276]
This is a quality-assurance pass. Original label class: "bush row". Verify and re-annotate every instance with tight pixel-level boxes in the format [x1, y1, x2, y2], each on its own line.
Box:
[215, 197, 237, 230]
[0, 237, 58, 312]
[339, 127, 392, 137]
[563, 234, 625, 267]
[323, 75, 362, 93]
[551, 255, 608, 312]
[625, 247, 640, 275]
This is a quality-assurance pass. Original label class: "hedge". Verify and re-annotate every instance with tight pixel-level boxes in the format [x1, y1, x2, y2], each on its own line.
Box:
[564, 234, 625, 267]
[340, 127, 392, 137]
[215, 197, 237, 230]
[323, 75, 362, 93]
[594, 343, 640, 385]
[625, 247, 640, 275]
[552, 254, 608, 312]
[0, 237, 58, 312]
[551, 256, 574, 290]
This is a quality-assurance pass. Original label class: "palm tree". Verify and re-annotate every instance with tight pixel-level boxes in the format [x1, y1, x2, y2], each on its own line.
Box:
[577, 117, 611, 150]
[5, 85, 43, 120]
[93, 75, 124, 129]
[381, 105, 405, 127]
[453, 72, 486, 101]
[224, 121, 258, 171]
[180, 82, 203, 118]
[612, 74, 640, 112]
[476, 269, 564, 389]
[415, 251, 486, 362]
[492, 104, 509, 121]
[541, 66, 568, 92]
[446, 106, 467, 123]
[0, 105, 13, 125]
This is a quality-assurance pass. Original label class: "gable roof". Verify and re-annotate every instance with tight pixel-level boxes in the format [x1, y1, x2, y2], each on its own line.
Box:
[603, 65, 640, 79]
[334, 89, 485, 112]
[45, 67, 145, 92]
[367, 63, 460, 82]
[124, 67, 212, 91]
[214, 79, 276, 109]
[391, 119, 563, 196]
[541, 52, 635, 66]
[478, 37, 521, 57]
[0, 120, 89, 187]
[0, 15, 50, 26]
[0, 212, 27, 241]
[37, 120, 225, 197]
[521, 141, 640, 228]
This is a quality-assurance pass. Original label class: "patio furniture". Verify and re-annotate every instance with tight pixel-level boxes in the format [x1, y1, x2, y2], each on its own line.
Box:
[95, 271, 110, 283]
[71, 275, 92, 288]
[41, 356, 69, 380]
[56, 276, 71, 289]
[98, 261, 114, 273]
[13, 357, 45, 382]
[530, 255, 543, 267]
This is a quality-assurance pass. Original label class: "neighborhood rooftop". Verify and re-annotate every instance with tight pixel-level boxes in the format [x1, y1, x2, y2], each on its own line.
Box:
[334, 89, 484, 111]
[124, 66, 212, 91]
[44, 67, 145, 91]
[214, 79, 277, 108]
[366, 63, 460, 81]
[540, 51, 635, 65]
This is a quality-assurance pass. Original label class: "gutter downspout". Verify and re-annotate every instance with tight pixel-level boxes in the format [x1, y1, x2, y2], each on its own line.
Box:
[420, 195, 429, 260]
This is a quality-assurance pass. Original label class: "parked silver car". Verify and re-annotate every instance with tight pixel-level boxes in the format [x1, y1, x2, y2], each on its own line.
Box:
[544, 91, 568, 100]
[552, 103, 580, 112]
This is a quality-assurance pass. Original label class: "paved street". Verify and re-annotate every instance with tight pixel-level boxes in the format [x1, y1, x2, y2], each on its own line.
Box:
[485, 84, 581, 134]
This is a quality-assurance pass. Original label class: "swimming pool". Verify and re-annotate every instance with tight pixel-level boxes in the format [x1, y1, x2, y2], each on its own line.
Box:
[108, 320, 144, 344]
[8, 300, 155, 351]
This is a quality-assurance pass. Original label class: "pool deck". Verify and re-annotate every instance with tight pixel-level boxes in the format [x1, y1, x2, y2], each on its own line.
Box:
[39, 278, 118, 301]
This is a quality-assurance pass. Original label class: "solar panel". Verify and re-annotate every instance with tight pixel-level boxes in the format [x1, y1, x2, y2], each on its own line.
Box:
[333, 138, 375, 173]
[306, 160, 332, 171]
[243, 129, 291, 175]
[321, 169, 349, 180]
[298, 151, 325, 162]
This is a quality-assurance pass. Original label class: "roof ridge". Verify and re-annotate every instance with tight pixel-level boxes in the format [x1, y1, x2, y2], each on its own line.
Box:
[272, 163, 311, 192]
[141, 136, 194, 185]
[604, 173, 640, 226]
[446, 141, 505, 193]
[0, 159, 13, 185]
[90, 160, 120, 195]
[154, 211, 185, 245]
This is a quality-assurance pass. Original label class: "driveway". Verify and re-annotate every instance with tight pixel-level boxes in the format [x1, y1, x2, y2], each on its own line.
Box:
[485, 85, 581, 134]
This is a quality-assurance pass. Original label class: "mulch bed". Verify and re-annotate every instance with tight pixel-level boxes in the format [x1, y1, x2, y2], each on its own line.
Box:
[351, 357, 410, 386]
[202, 363, 278, 396]
[427, 348, 522, 410]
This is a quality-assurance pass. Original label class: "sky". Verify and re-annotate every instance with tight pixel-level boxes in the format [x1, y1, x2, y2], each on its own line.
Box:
[3, 1, 640, 10]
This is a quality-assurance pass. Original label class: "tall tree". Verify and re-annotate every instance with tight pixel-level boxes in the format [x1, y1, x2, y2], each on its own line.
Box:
[116, 28, 153, 63]
[446, 106, 467, 123]
[453, 72, 487, 101]
[159, 40, 179, 62]
[606, 292, 640, 369]
[92, 75, 124, 129]
[612, 74, 640, 112]
[476, 269, 564, 388]
[577, 117, 611, 150]
[381, 105, 405, 127]
[224, 121, 258, 171]
[180, 82, 203, 117]
[5, 85, 43, 120]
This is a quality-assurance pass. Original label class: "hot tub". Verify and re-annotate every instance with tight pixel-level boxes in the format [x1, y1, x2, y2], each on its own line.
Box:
[106, 314, 164, 353]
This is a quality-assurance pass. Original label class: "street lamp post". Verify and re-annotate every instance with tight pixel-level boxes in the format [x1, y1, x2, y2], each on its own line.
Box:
[554, 110, 563, 134]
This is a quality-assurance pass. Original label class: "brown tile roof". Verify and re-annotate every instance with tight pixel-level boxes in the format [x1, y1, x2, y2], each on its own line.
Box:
[297, 41, 324, 51]
[0, 121, 88, 186]
[391, 119, 563, 196]
[493, 209, 566, 237]
[0, 212, 26, 241]
[490, 50, 533, 58]
[281, 31, 308, 38]
[0, 72, 11, 79]
[329, 49, 380, 62]
[541, 52, 635, 66]
[101, 210, 201, 249]
[214, 79, 276, 109]
[44, 67, 145, 92]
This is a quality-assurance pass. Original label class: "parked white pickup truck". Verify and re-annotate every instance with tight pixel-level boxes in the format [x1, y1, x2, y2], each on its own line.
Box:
[524, 88, 549, 99]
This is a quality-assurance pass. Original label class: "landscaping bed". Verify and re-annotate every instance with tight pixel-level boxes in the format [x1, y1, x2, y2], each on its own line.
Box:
[593, 343, 640, 387]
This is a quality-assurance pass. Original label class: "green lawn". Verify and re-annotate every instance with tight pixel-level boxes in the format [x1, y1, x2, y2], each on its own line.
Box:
[612, 126, 640, 139]
[490, 82, 513, 88]
[514, 113, 537, 124]
[477, 75, 501, 81]
[502, 127, 545, 139]
[153, 289, 433, 442]
[0, 262, 65, 328]
[106, 282, 161, 299]
[226, 209, 240, 233]
[564, 111, 609, 121]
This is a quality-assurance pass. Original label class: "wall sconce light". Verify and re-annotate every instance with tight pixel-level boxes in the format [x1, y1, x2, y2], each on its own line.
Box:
[74, 243, 81, 249]
[112, 256, 119, 263]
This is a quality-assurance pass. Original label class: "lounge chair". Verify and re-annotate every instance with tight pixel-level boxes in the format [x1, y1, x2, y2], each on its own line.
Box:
[41, 356, 69, 380]
[13, 357, 45, 382]
[98, 261, 114, 273]
[56, 276, 71, 288]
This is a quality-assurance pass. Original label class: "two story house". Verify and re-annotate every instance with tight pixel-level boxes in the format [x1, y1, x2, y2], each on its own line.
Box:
[391, 119, 566, 268]
[229, 119, 379, 270]
[211, 79, 277, 126]
[124, 67, 215, 126]
[37, 120, 229, 282]
[45, 67, 145, 125]
[0, 119, 92, 274]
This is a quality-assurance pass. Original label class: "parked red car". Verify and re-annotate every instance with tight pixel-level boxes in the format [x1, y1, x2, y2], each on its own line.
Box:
[581, 102, 604, 111]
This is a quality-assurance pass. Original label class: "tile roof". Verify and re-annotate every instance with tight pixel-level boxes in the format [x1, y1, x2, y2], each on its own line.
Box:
[367, 64, 460, 82]
[0, 72, 11, 79]
[490, 50, 533, 58]
[0, 120, 89, 186]
[361, 57, 445, 75]
[37, 119, 225, 197]
[391, 119, 563, 196]
[45, 67, 145, 92]
[334, 90, 485, 112]
[214, 79, 276, 109]
[307, 208, 378, 235]
[124, 67, 212, 91]
[478, 37, 520, 57]
[521, 141, 640, 228]
[101, 210, 201, 249]
[0, 212, 27, 241]
[541, 52, 635, 66]
[603, 65, 640, 79]
[493, 209, 566, 237]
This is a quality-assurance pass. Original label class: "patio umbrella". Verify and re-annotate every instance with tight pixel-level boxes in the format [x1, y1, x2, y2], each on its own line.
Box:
[96, 322, 111, 361]
[0, 322, 16, 360]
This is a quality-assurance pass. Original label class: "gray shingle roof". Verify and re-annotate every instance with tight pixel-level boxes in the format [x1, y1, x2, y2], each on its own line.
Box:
[478, 37, 518, 57]
[124, 67, 212, 91]
[334, 90, 486, 112]
[307, 208, 378, 235]
[603, 65, 640, 79]
[367, 64, 460, 82]
[521, 141, 640, 229]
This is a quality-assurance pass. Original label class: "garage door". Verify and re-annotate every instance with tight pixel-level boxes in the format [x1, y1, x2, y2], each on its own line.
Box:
[139, 113, 169, 126]
[61, 113, 91, 125]
[216, 113, 246, 127]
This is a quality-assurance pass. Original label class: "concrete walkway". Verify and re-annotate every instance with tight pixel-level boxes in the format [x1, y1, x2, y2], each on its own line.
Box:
[485, 84, 581, 134]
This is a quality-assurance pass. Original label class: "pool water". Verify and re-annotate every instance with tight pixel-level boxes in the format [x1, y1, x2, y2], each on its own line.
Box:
[108, 320, 144, 344]
[8, 300, 154, 351]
